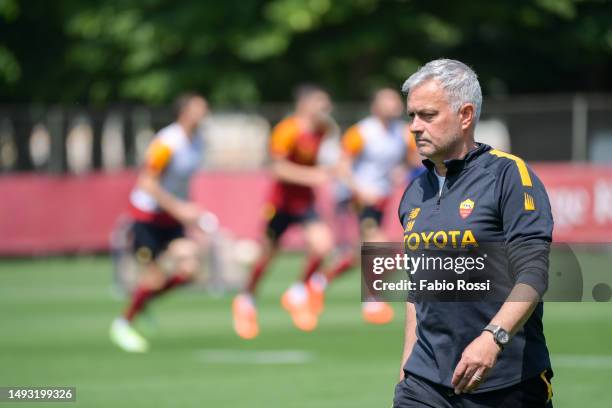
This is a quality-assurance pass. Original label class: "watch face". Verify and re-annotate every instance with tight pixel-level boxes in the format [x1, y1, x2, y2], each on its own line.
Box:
[497, 330, 510, 344]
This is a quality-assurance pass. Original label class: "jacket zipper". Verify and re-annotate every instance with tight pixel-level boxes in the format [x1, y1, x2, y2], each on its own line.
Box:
[434, 180, 444, 212]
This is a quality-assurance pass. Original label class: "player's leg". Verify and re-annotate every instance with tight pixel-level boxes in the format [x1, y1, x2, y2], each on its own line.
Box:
[244, 206, 293, 296]
[157, 237, 201, 293]
[359, 206, 395, 325]
[325, 252, 356, 283]
[324, 200, 389, 287]
[122, 261, 167, 323]
[110, 260, 163, 353]
[244, 236, 279, 296]
[121, 224, 188, 322]
[110, 222, 179, 352]
[301, 219, 333, 283]
[232, 209, 288, 339]
[232, 236, 277, 340]
[359, 208, 386, 243]
[324, 199, 358, 285]
[311, 248, 354, 318]
[310, 200, 358, 318]
[282, 213, 333, 331]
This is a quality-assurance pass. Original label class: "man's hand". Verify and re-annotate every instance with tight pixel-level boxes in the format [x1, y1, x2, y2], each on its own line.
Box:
[312, 167, 332, 186]
[451, 331, 501, 394]
[175, 202, 201, 226]
[270, 159, 331, 187]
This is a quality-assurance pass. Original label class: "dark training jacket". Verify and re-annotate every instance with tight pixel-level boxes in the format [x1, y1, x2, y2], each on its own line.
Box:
[398, 143, 553, 392]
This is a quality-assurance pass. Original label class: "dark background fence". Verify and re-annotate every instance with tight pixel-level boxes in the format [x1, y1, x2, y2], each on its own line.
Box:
[2, 93, 612, 174]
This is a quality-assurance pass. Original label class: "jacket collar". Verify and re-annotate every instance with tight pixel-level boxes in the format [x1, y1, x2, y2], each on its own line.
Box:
[422, 143, 491, 175]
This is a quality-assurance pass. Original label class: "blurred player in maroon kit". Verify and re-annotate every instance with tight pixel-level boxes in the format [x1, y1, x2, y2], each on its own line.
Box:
[232, 85, 335, 339]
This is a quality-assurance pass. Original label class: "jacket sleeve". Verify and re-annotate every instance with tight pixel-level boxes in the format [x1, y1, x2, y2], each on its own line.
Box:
[496, 160, 554, 297]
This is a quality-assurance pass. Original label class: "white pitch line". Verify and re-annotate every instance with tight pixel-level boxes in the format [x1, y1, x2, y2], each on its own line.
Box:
[195, 349, 316, 365]
[195, 351, 612, 368]
[551, 354, 612, 369]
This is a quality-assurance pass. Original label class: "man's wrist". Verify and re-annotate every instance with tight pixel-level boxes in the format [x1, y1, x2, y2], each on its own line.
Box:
[482, 324, 510, 351]
[481, 330, 503, 352]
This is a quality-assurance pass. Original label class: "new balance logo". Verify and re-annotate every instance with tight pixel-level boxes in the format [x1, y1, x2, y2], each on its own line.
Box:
[405, 220, 415, 232]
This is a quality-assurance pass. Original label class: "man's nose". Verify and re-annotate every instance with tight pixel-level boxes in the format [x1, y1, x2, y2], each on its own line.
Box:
[409, 116, 424, 134]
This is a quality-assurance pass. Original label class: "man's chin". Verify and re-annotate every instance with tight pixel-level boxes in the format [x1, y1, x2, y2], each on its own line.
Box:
[417, 146, 436, 158]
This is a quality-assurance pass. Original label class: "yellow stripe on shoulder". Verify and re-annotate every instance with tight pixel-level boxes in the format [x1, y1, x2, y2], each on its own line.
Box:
[489, 149, 532, 187]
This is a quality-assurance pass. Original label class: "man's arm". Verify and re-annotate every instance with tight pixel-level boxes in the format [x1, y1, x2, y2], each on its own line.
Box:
[268, 117, 330, 187]
[137, 170, 200, 226]
[489, 283, 540, 335]
[270, 158, 329, 187]
[451, 284, 539, 394]
[335, 152, 383, 205]
[399, 302, 418, 381]
[336, 125, 384, 205]
[452, 159, 553, 394]
[137, 139, 200, 225]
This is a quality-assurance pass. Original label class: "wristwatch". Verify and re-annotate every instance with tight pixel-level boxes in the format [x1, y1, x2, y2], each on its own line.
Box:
[483, 324, 510, 350]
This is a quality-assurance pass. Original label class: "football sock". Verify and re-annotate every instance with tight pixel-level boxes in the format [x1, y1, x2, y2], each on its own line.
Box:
[124, 286, 157, 322]
[246, 254, 271, 294]
[159, 273, 191, 294]
[326, 254, 355, 283]
[301, 255, 323, 283]
[123, 274, 192, 322]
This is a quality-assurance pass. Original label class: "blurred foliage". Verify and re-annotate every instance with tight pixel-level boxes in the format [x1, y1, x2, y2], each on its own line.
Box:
[0, 0, 611, 105]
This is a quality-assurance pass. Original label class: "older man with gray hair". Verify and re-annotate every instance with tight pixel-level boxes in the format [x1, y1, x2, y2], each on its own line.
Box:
[394, 59, 554, 407]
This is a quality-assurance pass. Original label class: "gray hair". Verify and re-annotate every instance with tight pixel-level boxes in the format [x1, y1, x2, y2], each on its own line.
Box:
[402, 59, 482, 122]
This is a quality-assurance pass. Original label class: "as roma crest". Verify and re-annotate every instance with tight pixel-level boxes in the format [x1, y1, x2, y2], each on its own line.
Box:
[459, 199, 475, 219]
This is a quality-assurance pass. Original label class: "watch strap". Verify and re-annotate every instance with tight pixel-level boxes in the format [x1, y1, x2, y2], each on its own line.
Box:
[483, 324, 504, 350]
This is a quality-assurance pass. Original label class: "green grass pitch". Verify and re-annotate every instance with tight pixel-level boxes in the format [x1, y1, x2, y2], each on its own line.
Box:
[0, 254, 611, 407]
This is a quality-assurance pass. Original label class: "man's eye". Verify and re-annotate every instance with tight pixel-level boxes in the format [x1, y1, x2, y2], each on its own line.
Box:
[421, 113, 435, 121]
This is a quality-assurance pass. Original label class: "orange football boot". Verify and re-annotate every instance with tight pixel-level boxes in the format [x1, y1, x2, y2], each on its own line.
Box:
[362, 301, 394, 325]
[232, 294, 259, 340]
[307, 278, 326, 316]
[281, 286, 318, 332]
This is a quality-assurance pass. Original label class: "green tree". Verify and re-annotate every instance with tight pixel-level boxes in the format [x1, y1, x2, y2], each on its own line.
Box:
[0, 0, 611, 105]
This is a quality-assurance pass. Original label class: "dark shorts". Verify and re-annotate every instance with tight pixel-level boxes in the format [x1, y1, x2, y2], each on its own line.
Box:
[131, 221, 185, 263]
[393, 371, 553, 408]
[358, 205, 384, 226]
[336, 199, 385, 227]
[265, 207, 319, 244]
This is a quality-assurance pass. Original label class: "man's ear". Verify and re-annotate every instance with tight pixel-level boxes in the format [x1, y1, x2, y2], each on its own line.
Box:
[459, 104, 475, 130]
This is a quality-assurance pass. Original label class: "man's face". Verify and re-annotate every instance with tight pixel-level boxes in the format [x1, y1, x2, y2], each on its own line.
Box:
[300, 91, 333, 121]
[185, 97, 208, 124]
[372, 89, 403, 120]
[407, 79, 463, 160]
